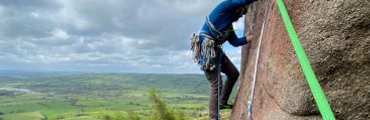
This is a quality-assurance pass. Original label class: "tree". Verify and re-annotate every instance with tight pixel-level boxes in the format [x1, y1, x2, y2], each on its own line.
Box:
[69, 98, 78, 106]
[103, 115, 111, 120]
[147, 87, 189, 120]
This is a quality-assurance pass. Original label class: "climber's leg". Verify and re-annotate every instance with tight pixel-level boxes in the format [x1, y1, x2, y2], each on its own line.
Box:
[220, 54, 239, 106]
[204, 55, 222, 120]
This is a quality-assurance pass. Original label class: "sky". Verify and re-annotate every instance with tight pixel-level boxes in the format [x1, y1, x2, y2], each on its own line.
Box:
[0, 0, 246, 73]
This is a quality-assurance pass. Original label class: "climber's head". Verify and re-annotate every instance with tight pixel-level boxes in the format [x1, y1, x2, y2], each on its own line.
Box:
[233, 6, 248, 21]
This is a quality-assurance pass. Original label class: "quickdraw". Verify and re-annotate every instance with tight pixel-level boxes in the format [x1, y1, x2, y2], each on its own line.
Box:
[190, 33, 218, 71]
[191, 33, 201, 63]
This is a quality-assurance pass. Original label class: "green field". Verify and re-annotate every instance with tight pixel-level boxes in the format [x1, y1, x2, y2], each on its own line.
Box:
[0, 71, 237, 120]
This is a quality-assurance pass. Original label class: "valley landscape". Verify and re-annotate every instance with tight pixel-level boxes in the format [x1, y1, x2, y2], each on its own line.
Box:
[0, 70, 236, 120]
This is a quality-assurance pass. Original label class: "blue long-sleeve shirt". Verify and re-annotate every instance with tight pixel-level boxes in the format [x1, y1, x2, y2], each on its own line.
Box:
[201, 0, 257, 47]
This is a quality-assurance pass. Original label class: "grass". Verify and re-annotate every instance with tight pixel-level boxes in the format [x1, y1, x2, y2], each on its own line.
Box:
[64, 116, 100, 120]
[0, 111, 44, 120]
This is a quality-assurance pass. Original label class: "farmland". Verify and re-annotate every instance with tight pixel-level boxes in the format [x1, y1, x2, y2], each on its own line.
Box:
[0, 70, 236, 120]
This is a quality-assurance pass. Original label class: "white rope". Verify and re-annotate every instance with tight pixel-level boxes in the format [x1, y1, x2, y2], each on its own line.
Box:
[247, 0, 271, 119]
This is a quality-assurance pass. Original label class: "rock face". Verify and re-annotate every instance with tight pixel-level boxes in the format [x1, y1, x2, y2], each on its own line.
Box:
[231, 0, 370, 120]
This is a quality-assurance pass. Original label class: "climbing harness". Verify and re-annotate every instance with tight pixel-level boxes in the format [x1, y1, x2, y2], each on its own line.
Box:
[247, 0, 271, 120]
[206, 16, 234, 42]
[191, 15, 233, 71]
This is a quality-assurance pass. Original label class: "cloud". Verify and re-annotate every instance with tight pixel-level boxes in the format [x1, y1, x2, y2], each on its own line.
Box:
[0, 0, 249, 73]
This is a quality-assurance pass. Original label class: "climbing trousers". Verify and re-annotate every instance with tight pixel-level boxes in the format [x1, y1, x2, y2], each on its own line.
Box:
[204, 50, 240, 120]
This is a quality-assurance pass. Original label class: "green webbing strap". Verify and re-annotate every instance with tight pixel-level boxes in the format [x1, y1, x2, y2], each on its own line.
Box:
[276, 0, 336, 120]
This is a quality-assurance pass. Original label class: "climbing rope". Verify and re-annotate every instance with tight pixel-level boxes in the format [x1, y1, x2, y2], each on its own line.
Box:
[245, 0, 335, 120]
[247, 0, 271, 120]
[276, 0, 335, 119]
[217, 50, 223, 120]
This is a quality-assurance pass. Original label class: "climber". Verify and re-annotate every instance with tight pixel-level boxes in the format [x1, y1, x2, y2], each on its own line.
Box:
[190, 0, 257, 119]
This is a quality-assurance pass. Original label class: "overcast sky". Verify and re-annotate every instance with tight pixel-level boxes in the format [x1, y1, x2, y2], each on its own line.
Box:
[0, 0, 246, 73]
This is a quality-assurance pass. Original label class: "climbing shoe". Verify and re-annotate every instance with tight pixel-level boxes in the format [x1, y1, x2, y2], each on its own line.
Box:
[220, 104, 233, 110]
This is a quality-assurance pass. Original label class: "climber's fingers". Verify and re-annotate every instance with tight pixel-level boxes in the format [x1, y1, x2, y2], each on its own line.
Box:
[247, 35, 254, 43]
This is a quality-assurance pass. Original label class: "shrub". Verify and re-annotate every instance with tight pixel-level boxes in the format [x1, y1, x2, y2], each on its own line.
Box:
[127, 111, 140, 120]
[103, 115, 111, 120]
[147, 87, 189, 120]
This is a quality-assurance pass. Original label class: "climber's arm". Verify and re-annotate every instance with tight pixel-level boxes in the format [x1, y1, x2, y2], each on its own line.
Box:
[228, 31, 248, 47]
[228, 30, 255, 47]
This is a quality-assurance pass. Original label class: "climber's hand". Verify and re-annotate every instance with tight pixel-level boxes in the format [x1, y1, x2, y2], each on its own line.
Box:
[246, 35, 254, 43]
